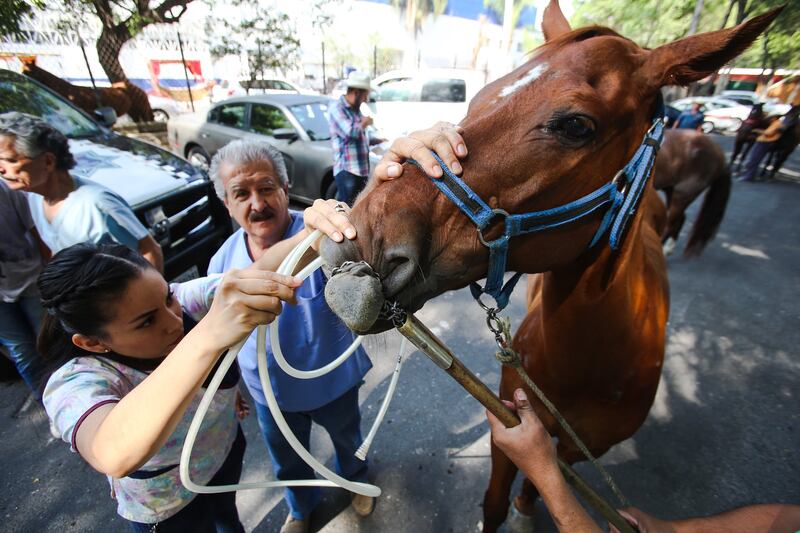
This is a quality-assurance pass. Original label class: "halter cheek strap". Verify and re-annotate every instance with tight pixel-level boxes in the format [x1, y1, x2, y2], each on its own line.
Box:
[411, 104, 665, 311]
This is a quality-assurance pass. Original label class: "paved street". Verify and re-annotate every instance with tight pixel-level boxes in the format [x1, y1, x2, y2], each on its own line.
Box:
[1, 134, 798, 532]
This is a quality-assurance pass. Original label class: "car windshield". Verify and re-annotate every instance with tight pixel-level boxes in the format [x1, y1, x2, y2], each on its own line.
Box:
[0, 72, 101, 138]
[289, 101, 331, 141]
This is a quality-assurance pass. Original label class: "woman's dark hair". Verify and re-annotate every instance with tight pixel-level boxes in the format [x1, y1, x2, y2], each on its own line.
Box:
[37, 243, 152, 369]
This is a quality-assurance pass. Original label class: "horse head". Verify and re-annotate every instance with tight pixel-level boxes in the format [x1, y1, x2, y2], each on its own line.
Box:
[322, 1, 781, 334]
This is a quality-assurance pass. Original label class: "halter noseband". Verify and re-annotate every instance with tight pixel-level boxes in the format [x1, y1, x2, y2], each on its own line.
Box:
[412, 103, 665, 311]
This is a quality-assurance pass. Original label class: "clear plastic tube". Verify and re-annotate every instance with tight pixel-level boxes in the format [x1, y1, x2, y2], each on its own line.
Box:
[180, 229, 405, 496]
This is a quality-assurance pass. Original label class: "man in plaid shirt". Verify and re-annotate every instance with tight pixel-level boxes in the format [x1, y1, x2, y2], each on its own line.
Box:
[328, 72, 374, 205]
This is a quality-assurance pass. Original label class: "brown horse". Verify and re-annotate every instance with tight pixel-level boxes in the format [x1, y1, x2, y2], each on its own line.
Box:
[652, 129, 731, 256]
[319, 2, 779, 531]
[20, 57, 154, 123]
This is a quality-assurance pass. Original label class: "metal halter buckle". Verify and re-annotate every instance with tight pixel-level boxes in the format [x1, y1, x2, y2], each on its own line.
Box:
[477, 208, 510, 247]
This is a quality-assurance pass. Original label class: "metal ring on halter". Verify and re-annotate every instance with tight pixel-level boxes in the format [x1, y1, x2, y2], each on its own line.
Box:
[612, 169, 629, 195]
[477, 209, 510, 247]
[334, 202, 347, 214]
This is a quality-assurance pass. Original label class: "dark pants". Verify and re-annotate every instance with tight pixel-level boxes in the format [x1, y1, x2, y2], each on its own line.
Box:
[253, 386, 368, 519]
[334, 171, 368, 206]
[128, 426, 246, 533]
[741, 141, 774, 182]
[0, 296, 46, 398]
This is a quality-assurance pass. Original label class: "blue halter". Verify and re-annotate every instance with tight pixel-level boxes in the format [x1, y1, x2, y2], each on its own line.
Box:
[413, 106, 665, 311]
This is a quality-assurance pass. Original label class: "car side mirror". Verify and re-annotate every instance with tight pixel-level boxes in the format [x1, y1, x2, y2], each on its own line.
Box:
[273, 128, 299, 143]
[93, 107, 117, 127]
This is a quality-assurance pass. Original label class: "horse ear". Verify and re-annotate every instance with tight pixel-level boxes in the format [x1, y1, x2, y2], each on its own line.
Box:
[542, 0, 572, 42]
[642, 7, 783, 88]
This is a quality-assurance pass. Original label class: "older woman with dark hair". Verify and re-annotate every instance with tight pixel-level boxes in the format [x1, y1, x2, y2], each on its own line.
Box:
[0, 111, 163, 271]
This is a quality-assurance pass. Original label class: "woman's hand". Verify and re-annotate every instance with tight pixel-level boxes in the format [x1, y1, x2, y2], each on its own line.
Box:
[372, 121, 468, 182]
[200, 268, 302, 351]
[303, 198, 357, 249]
[486, 388, 559, 484]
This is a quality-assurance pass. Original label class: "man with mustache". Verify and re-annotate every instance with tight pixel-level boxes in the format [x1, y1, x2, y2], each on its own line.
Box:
[206, 139, 374, 533]
[207, 125, 468, 532]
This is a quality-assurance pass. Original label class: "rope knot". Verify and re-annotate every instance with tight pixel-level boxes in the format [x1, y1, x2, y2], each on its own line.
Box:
[495, 347, 521, 367]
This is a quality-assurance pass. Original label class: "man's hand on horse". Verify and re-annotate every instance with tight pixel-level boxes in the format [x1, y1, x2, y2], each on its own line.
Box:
[303, 198, 356, 249]
[486, 388, 559, 484]
[374, 121, 468, 182]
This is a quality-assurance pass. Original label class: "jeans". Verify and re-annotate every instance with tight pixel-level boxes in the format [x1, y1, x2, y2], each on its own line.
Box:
[0, 296, 46, 398]
[741, 141, 774, 181]
[334, 171, 368, 206]
[128, 426, 246, 533]
[253, 385, 368, 519]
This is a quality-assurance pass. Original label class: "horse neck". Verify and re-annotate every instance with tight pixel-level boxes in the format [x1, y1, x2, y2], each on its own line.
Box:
[537, 212, 657, 363]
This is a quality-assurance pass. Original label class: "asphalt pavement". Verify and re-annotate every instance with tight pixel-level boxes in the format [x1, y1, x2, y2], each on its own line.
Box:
[1, 134, 798, 532]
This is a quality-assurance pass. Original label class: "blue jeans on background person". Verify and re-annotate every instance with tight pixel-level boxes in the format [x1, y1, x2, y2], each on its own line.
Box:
[334, 171, 368, 206]
[0, 296, 47, 398]
[740, 141, 774, 182]
[253, 385, 368, 520]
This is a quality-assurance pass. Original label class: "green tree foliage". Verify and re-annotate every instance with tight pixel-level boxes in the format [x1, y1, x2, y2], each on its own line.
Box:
[390, 0, 449, 37]
[205, 0, 300, 87]
[0, 0, 45, 39]
[573, 0, 800, 68]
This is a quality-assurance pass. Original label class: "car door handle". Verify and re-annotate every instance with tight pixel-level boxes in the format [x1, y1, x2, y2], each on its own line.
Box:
[200, 133, 209, 138]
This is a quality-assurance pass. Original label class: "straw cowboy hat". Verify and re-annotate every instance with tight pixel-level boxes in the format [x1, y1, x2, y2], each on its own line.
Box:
[345, 72, 373, 91]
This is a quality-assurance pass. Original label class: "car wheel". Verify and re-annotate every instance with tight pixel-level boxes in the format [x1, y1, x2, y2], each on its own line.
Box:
[153, 109, 169, 123]
[187, 146, 211, 172]
[701, 121, 715, 134]
[323, 179, 337, 200]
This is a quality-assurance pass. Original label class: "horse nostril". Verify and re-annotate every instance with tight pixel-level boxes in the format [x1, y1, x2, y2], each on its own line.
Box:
[382, 251, 420, 298]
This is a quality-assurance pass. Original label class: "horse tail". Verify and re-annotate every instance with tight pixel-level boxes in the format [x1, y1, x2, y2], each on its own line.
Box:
[684, 165, 731, 257]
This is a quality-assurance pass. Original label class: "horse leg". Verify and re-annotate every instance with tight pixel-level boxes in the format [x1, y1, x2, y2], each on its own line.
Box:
[483, 441, 519, 533]
[731, 137, 743, 166]
[514, 477, 541, 516]
[769, 149, 790, 180]
[662, 193, 689, 256]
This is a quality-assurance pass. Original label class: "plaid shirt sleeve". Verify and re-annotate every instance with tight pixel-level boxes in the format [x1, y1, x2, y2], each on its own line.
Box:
[329, 99, 361, 140]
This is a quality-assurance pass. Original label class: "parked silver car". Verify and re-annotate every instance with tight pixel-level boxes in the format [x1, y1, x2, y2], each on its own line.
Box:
[168, 94, 378, 203]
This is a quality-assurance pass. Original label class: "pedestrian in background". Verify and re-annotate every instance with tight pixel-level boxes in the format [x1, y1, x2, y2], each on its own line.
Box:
[0, 180, 49, 399]
[673, 102, 705, 131]
[738, 106, 799, 182]
[328, 72, 375, 205]
[0, 112, 163, 271]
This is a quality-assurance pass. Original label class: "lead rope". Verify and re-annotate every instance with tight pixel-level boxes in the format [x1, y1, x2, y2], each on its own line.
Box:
[485, 308, 631, 509]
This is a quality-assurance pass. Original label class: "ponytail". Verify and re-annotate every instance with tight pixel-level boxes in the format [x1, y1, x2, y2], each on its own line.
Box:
[37, 243, 152, 370]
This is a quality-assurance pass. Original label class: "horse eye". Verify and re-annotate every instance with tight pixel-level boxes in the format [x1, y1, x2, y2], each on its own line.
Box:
[561, 116, 594, 140]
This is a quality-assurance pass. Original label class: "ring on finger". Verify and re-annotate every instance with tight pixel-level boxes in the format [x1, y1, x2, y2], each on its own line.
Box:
[334, 202, 347, 214]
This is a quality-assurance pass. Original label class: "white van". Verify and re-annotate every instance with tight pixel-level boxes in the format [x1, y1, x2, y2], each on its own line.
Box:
[369, 69, 488, 141]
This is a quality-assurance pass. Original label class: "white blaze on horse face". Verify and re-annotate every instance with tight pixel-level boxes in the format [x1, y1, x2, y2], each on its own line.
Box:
[499, 63, 549, 98]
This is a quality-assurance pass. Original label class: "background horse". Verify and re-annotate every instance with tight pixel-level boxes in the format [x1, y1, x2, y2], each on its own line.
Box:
[653, 129, 731, 256]
[320, 3, 779, 531]
[730, 104, 766, 170]
[20, 57, 154, 122]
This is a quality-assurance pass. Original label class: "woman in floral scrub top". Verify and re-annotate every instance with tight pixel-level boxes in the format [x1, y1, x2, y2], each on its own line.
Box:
[39, 243, 301, 532]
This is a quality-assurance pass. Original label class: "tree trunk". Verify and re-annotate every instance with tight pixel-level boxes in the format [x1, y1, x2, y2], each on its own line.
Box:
[688, 0, 704, 36]
[96, 27, 128, 83]
[734, 0, 749, 25]
[96, 26, 153, 122]
[719, 0, 734, 29]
